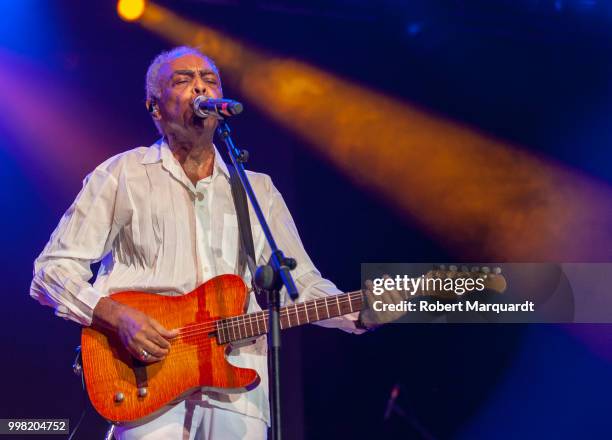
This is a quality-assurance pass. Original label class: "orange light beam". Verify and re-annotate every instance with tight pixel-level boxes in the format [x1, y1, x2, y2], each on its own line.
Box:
[138, 3, 612, 261]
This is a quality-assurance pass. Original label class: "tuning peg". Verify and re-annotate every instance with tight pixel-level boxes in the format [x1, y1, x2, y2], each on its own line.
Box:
[438, 264, 446, 271]
[449, 265, 458, 272]
[481, 266, 490, 274]
[460, 265, 468, 272]
[470, 266, 479, 273]
[493, 267, 502, 275]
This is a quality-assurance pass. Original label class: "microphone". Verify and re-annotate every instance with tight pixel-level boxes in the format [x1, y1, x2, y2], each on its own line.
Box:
[193, 96, 243, 118]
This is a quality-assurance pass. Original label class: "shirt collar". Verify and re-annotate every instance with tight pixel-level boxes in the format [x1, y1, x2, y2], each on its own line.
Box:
[141, 138, 230, 180]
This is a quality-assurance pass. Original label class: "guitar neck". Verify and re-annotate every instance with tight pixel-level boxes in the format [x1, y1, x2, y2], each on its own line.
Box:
[214, 268, 506, 344]
[215, 290, 364, 344]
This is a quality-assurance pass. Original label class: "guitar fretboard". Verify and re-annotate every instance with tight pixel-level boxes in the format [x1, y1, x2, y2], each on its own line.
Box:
[215, 290, 363, 344]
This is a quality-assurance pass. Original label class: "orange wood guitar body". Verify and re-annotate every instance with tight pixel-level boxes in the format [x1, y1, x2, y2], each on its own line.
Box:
[81, 274, 259, 424]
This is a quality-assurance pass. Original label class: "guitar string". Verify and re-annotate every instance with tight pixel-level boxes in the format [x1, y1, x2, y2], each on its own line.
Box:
[160, 296, 365, 360]
[173, 300, 363, 350]
[170, 284, 451, 342]
[159, 284, 493, 359]
[155, 295, 365, 358]
[170, 292, 363, 340]
[172, 282, 448, 339]
[172, 290, 363, 335]
[148, 273, 492, 339]
[132, 274, 495, 359]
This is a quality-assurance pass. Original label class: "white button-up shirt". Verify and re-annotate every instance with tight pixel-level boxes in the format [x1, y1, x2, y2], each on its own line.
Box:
[30, 138, 360, 425]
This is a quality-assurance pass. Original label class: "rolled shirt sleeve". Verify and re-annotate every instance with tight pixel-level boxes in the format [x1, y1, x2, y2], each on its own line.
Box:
[30, 166, 120, 326]
[261, 176, 364, 334]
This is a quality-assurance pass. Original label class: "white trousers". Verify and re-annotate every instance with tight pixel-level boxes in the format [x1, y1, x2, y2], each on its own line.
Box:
[114, 399, 268, 440]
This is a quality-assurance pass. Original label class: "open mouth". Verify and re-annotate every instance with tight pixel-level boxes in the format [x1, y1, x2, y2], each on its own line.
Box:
[191, 113, 205, 126]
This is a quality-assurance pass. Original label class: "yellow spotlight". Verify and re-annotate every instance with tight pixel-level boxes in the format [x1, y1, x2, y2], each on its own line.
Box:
[117, 0, 146, 22]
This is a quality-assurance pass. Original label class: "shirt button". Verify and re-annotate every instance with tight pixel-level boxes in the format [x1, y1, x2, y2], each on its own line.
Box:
[196, 192, 204, 201]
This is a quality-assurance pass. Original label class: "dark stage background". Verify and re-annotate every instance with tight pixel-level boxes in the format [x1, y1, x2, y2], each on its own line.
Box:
[1, 1, 612, 439]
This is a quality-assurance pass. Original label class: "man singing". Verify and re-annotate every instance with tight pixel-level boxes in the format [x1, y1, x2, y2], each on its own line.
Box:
[30, 46, 397, 439]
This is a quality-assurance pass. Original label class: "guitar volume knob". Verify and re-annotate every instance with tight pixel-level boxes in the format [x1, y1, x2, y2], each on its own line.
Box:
[114, 392, 125, 403]
[138, 387, 148, 398]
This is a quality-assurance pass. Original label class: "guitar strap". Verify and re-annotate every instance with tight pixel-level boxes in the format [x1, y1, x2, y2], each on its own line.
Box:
[227, 164, 257, 285]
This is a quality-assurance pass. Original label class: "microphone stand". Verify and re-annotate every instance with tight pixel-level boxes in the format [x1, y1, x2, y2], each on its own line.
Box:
[216, 119, 298, 440]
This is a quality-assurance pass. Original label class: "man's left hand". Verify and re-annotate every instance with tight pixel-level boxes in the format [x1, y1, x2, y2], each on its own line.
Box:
[358, 277, 407, 329]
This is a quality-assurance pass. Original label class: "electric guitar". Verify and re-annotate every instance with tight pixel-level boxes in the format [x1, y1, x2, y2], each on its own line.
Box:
[81, 268, 506, 423]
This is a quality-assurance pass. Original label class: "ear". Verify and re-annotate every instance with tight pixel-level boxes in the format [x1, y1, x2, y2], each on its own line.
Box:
[146, 99, 161, 119]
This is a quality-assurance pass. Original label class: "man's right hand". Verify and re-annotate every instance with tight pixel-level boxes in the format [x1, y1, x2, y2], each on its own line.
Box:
[92, 297, 178, 363]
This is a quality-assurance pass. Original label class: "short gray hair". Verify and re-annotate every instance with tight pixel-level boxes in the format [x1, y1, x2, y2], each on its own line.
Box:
[145, 46, 220, 102]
